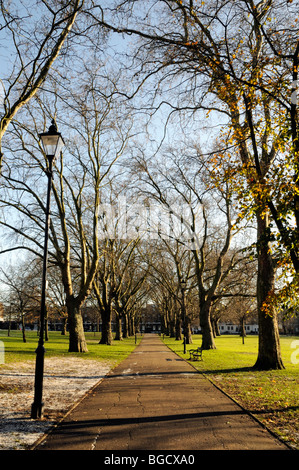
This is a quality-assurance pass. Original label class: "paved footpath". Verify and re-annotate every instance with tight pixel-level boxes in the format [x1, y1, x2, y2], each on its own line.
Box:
[35, 334, 289, 451]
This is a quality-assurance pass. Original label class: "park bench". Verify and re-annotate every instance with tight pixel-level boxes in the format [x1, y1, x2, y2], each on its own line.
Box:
[188, 347, 203, 361]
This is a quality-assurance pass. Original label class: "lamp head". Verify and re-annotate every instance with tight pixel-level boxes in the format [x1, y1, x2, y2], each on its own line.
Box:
[39, 119, 64, 160]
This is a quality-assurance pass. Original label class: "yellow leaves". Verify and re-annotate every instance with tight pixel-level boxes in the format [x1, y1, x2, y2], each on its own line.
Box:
[184, 40, 199, 46]
[262, 274, 299, 317]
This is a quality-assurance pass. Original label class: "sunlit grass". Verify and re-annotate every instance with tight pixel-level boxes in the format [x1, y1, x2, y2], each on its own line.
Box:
[163, 334, 299, 450]
[0, 329, 142, 366]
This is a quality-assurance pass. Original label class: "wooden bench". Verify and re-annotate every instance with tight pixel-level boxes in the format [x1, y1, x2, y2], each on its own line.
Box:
[188, 347, 203, 361]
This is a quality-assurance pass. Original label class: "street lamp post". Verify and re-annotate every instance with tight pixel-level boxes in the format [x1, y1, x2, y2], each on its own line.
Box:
[181, 279, 187, 354]
[31, 120, 64, 419]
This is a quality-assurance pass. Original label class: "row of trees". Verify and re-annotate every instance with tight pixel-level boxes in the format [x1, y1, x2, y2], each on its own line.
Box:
[1, 227, 256, 346]
[0, 0, 298, 370]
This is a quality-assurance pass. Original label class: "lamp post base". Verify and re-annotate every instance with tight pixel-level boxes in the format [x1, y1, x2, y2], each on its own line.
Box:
[31, 402, 44, 419]
[31, 344, 45, 419]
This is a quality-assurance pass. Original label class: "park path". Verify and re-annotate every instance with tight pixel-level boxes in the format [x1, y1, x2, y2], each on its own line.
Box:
[35, 334, 288, 451]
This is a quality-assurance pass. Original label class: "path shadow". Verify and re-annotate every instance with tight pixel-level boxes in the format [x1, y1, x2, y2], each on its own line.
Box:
[51, 408, 249, 431]
[105, 370, 198, 379]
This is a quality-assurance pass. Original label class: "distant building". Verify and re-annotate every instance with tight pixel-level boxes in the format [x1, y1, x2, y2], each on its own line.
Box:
[192, 323, 259, 335]
[218, 323, 258, 334]
[140, 304, 161, 333]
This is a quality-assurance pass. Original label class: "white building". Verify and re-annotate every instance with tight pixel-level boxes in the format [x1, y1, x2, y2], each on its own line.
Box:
[218, 323, 258, 334]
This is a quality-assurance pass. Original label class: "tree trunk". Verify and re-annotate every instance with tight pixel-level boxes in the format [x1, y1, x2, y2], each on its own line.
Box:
[130, 316, 135, 336]
[100, 306, 113, 345]
[61, 317, 67, 336]
[161, 312, 168, 335]
[169, 319, 175, 337]
[114, 313, 123, 341]
[123, 313, 129, 338]
[21, 314, 26, 343]
[254, 212, 284, 370]
[67, 299, 88, 353]
[184, 316, 193, 344]
[240, 317, 246, 344]
[214, 319, 221, 336]
[175, 317, 182, 340]
[200, 300, 216, 349]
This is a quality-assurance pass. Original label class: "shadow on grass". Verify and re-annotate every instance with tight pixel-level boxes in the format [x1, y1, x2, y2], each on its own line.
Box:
[193, 366, 254, 375]
[2, 348, 37, 355]
[250, 405, 299, 415]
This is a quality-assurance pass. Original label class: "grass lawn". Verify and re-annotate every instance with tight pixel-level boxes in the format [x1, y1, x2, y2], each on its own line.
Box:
[163, 334, 299, 450]
[0, 329, 142, 367]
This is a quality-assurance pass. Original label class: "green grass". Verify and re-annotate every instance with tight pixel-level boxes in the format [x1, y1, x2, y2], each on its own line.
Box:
[163, 334, 299, 450]
[0, 329, 142, 367]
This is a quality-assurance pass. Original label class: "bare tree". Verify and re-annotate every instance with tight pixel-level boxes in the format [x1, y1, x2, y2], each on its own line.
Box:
[0, 66, 135, 352]
[0, 0, 84, 173]
[129, 144, 246, 349]
[93, 191, 150, 344]
[149, 238, 194, 344]
[0, 258, 41, 342]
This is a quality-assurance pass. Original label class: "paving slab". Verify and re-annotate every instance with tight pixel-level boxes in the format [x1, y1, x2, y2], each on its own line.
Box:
[35, 334, 289, 451]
